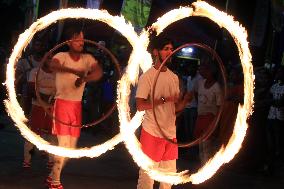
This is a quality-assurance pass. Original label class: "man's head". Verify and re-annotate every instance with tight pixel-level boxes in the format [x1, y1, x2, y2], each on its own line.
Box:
[64, 27, 84, 53]
[187, 61, 198, 76]
[199, 56, 218, 80]
[151, 37, 174, 64]
[31, 37, 45, 57]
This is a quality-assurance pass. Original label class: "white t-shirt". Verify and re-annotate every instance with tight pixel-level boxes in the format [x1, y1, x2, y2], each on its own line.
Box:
[53, 52, 97, 101]
[268, 83, 284, 121]
[17, 55, 41, 78]
[17, 55, 41, 95]
[136, 67, 180, 139]
[28, 67, 56, 105]
[194, 78, 222, 115]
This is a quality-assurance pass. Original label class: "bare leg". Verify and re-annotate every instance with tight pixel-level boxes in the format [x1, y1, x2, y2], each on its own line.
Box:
[50, 135, 70, 183]
[137, 161, 160, 189]
[159, 160, 176, 189]
[46, 134, 57, 163]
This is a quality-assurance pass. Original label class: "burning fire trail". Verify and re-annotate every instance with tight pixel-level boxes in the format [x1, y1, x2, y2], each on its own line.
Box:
[5, 8, 141, 158]
[5, 1, 254, 184]
[117, 0, 254, 185]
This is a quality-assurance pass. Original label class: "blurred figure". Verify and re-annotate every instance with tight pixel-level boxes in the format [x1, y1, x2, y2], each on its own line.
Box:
[192, 57, 222, 164]
[184, 61, 201, 141]
[245, 67, 272, 172]
[219, 64, 244, 144]
[15, 37, 46, 116]
[22, 57, 56, 169]
[265, 66, 284, 173]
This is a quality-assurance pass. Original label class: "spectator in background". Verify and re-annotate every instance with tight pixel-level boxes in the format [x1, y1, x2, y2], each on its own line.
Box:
[15, 37, 46, 116]
[265, 66, 284, 173]
[22, 56, 56, 169]
[244, 67, 273, 172]
[184, 61, 201, 141]
[192, 57, 222, 164]
[219, 64, 244, 144]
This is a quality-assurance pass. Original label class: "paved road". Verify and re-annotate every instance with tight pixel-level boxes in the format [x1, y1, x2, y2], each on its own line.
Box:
[0, 117, 283, 189]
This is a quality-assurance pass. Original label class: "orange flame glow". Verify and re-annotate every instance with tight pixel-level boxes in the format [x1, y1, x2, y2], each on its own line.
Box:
[117, 0, 254, 185]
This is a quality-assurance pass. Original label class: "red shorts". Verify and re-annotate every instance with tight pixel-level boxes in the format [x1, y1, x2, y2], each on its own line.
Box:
[194, 113, 215, 138]
[52, 98, 82, 138]
[140, 128, 178, 162]
[29, 104, 52, 135]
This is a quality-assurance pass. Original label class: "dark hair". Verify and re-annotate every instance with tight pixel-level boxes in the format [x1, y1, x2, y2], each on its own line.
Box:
[149, 36, 174, 51]
[62, 19, 84, 41]
[63, 27, 83, 41]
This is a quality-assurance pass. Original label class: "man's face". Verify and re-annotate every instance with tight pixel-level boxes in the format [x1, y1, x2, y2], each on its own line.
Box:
[33, 41, 45, 55]
[69, 32, 84, 53]
[199, 63, 211, 79]
[158, 43, 174, 63]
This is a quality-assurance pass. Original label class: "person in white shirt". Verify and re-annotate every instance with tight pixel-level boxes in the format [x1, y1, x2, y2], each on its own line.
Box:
[46, 26, 103, 189]
[15, 37, 46, 116]
[184, 61, 201, 140]
[136, 37, 193, 189]
[192, 57, 222, 164]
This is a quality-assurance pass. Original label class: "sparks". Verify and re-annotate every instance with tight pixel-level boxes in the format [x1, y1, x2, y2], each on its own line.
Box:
[117, 0, 254, 185]
[5, 8, 141, 158]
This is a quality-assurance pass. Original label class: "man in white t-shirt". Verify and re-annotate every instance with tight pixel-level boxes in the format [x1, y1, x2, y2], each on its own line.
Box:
[46, 27, 102, 189]
[136, 37, 193, 189]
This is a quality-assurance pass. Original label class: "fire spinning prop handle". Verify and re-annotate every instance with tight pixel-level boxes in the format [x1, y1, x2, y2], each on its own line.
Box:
[151, 42, 228, 148]
[35, 39, 122, 128]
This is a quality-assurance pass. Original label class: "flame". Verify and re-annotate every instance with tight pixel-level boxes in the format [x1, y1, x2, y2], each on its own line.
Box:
[5, 1, 254, 184]
[117, 0, 254, 185]
[151, 6, 193, 35]
[5, 8, 140, 158]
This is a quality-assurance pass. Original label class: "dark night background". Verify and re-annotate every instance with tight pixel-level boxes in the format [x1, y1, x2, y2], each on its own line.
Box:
[0, 0, 284, 189]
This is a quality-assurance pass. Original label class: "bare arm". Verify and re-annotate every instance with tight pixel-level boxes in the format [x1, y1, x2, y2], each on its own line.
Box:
[75, 63, 103, 87]
[175, 91, 193, 112]
[136, 92, 190, 112]
[136, 97, 166, 111]
[82, 63, 103, 82]
[49, 58, 85, 77]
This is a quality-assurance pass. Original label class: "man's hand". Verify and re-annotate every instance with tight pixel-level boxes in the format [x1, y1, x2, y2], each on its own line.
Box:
[75, 77, 85, 88]
[166, 94, 179, 103]
[74, 70, 85, 78]
[183, 92, 193, 103]
[175, 92, 193, 113]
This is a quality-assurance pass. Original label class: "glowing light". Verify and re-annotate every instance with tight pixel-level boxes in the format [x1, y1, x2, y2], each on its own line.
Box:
[5, 8, 141, 158]
[118, 0, 254, 185]
[5, 1, 254, 184]
[181, 47, 193, 54]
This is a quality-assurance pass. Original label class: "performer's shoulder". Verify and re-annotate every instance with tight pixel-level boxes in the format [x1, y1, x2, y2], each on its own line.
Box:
[53, 52, 67, 59]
